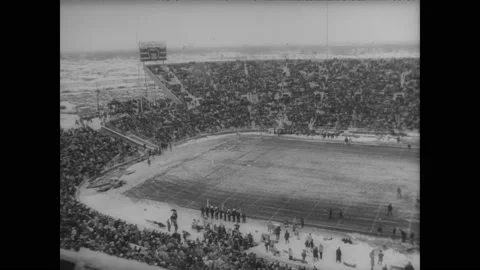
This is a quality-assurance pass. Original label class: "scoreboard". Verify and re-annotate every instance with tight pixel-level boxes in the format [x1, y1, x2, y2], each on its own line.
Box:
[139, 41, 167, 62]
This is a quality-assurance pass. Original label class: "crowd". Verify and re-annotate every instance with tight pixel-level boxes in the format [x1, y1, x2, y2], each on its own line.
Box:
[61, 57, 419, 270]
[107, 58, 418, 146]
[60, 127, 323, 269]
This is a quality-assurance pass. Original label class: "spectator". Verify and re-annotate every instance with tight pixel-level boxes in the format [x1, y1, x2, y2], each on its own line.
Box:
[284, 230, 290, 244]
[404, 261, 415, 270]
[318, 243, 323, 259]
[336, 247, 342, 263]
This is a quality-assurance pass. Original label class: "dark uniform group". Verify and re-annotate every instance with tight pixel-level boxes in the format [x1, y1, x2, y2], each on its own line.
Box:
[201, 205, 247, 223]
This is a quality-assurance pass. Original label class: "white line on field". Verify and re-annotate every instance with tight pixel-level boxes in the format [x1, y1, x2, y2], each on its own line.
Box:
[304, 200, 321, 220]
[370, 204, 383, 232]
[268, 191, 296, 221]
[336, 196, 354, 227]
[244, 185, 277, 210]
[183, 143, 275, 208]
[217, 146, 279, 207]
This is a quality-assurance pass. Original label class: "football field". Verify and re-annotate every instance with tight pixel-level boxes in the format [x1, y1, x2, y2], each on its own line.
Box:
[124, 135, 420, 238]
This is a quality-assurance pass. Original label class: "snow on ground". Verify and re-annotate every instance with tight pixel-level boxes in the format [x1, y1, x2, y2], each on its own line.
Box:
[78, 133, 419, 270]
[60, 114, 80, 130]
[60, 101, 77, 113]
[61, 50, 419, 94]
[246, 132, 418, 148]
[60, 115, 102, 131]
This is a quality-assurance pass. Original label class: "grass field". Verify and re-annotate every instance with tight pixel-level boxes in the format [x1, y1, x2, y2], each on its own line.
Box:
[124, 135, 420, 238]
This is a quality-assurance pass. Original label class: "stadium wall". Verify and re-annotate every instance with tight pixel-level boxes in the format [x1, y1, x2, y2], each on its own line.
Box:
[173, 127, 269, 146]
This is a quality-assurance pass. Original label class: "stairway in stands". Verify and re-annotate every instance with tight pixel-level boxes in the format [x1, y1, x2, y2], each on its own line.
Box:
[143, 65, 183, 104]
[163, 66, 201, 109]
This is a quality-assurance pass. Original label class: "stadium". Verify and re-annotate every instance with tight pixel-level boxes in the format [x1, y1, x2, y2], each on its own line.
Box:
[60, 2, 419, 270]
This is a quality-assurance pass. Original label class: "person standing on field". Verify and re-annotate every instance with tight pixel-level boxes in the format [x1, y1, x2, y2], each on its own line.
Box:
[378, 250, 384, 265]
[401, 229, 407, 243]
[284, 230, 290, 244]
[370, 250, 375, 270]
[387, 204, 393, 216]
[301, 250, 307, 262]
[336, 247, 342, 263]
[275, 225, 281, 241]
[313, 246, 319, 261]
[232, 208, 237, 223]
[318, 243, 323, 259]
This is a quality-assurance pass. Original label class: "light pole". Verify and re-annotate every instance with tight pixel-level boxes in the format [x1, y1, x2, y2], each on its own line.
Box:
[96, 83, 100, 115]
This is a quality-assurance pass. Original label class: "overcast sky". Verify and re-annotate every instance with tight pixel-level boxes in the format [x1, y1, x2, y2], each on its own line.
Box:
[60, 0, 419, 52]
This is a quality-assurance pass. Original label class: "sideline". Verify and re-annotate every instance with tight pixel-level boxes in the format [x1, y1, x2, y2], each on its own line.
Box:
[78, 131, 418, 237]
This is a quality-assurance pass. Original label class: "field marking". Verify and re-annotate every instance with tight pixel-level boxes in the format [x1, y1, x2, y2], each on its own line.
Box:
[243, 183, 280, 211]
[369, 204, 383, 232]
[164, 161, 230, 202]
[183, 145, 277, 208]
[186, 148, 278, 208]
[271, 137, 414, 160]
[268, 191, 296, 221]
[129, 135, 419, 236]
[304, 200, 321, 220]
[335, 196, 354, 227]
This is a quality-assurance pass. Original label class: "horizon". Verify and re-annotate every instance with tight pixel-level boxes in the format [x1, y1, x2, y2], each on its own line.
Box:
[61, 42, 419, 55]
[61, 0, 419, 53]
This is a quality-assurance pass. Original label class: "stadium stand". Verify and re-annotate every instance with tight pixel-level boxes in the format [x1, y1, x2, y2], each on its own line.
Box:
[61, 57, 419, 270]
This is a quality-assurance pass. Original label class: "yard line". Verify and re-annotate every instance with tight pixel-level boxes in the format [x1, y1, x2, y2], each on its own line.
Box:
[268, 191, 296, 221]
[335, 196, 354, 227]
[215, 146, 278, 204]
[165, 161, 229, 202]
[183, 145, 277, 208]
[304, 200, 321, 220]
[244, 186, 276, 210]
[369, 204, 383, 232]
[157, 140, 235, 201]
